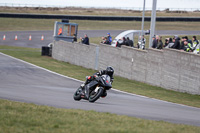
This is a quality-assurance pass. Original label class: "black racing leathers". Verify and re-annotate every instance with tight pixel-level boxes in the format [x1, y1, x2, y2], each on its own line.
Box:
[83, 70, 114, 99]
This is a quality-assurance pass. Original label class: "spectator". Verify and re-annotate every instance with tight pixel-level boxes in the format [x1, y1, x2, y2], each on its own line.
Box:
[168, 38, 174, 48]
[117, 37, 126, 47]
[179, 37, 185, 50]
[73, 34, 77, 42]
[171, 38, 176, 47]
[126, 37, 134, 47]
[103, 37, 110, 45]
[164, 38, 173, 48]
[183, 40, 193, 52]
[80, 34, 89, 45]
[152, 36, 157, 48]
[100, 36, 105, 43]
[58, 27, 62, 35]
[185, 36, 193, 47]
[137, 35, 146, 49]
[140, 35, 146, 44]
[107, 33, 112, 45]
[157, 36, 163, 49]
[164, 38, 169, 47]
[171, 35, 180, 49]
[192, 36, 199, 50]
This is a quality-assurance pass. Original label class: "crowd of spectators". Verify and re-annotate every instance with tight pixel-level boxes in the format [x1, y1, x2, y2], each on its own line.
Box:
[100, 33, 113, 45]
[100, 33, 145, 49]
[152, 35, 200, 54]
[115, 37, 134, 47]
[78, 33, 199, 54]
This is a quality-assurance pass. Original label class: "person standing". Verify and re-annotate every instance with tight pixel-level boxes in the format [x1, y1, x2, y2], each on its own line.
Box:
[73, 34, 77, 42]
[179, 37, 185, 50]
[138, 35, 146, 49]
[184, 40, 193, 52]
[157, 36, 163, 49]
[117, 37, 126, 47]
[80, 34, 89, 45]
[152, 36, 157, 48]
[58, 27, 62, 35]
[185, 36, 193, 47]
[172, 35, 180, 49]
[192, 36, 199, 50]
[126, 37, 134, 47]
[107, 33, 112, 45]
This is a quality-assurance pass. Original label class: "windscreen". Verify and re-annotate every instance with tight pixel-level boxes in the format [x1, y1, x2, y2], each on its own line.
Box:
[102, 75, 111, 84]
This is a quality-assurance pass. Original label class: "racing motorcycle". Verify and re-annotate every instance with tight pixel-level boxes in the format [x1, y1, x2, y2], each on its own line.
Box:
[73, 74, 112, 103]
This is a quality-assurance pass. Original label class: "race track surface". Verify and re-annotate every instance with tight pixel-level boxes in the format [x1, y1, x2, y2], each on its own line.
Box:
[0, 52, 200, 127]
[0, 30, 200, 48]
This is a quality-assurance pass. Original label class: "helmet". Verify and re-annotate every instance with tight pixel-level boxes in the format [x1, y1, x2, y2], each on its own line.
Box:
[106, 66, 114, 77]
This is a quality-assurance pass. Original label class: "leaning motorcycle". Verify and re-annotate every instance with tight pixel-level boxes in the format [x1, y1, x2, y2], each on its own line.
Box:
[73, 74, 112, 103]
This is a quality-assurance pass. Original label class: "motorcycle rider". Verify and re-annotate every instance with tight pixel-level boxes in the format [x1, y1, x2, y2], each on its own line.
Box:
[81, 66, 114, 99]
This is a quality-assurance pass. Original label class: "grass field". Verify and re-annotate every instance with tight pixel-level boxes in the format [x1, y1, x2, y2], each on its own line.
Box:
[1, 99, 200, 133]
[0, 45, 199, 109]
[1, 18, 200, 31]
[1, 6, 200, 17]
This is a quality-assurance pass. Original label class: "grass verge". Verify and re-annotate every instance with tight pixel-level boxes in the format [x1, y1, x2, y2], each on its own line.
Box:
[1, 99, 200, 133]
[0, 45, 199, 108]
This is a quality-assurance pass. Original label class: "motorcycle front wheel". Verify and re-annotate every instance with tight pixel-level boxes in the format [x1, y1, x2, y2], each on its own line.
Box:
[89, 87, 104, 103]
[73, 87, 82, 101]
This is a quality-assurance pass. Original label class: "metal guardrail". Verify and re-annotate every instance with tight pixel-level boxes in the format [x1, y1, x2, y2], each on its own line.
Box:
[1, 13, 200, 22]
[0, 3, 200, 12]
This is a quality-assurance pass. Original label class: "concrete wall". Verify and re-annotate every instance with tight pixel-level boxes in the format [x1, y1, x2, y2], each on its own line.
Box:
[52, 41, 98, 70]
[52, 41, 200, 95]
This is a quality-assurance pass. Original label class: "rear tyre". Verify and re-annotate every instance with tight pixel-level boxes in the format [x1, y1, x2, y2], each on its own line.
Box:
[89, 87, 104, 103]
[73, 87, 82, 101]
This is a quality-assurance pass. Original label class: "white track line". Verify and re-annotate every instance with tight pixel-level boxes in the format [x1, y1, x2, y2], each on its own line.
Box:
[0, 52, 199, 109]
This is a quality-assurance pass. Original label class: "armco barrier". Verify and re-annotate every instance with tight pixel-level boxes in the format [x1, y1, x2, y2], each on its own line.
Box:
[52, 41, 200, 95]
[1, 13, 200, 21]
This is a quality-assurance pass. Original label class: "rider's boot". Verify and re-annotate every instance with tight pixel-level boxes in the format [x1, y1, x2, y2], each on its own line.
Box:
[101, 90, 107, 98]
[84, 84, 90, 99]
[80, 77, 92, 99]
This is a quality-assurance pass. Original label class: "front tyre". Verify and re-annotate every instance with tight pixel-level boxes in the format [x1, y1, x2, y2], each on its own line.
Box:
[89, 87, 104, 103]
[73, 87, 82, 101]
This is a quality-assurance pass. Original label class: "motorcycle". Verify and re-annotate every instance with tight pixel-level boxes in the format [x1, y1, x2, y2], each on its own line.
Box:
[73, 74, 112, 103]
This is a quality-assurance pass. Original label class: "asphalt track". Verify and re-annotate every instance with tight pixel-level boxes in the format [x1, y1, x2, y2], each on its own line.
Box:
[0, 52, 200, 127]
[0, 30, 200, 48]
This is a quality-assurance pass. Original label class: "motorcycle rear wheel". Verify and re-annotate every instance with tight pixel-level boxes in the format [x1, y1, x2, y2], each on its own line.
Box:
[89, 87, 103, 103]
[73, 87, 82, 101]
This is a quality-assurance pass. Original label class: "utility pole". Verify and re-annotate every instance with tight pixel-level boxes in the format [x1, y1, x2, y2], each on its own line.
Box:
[141, 0, 146, 40]
[149, 0, 157, 48]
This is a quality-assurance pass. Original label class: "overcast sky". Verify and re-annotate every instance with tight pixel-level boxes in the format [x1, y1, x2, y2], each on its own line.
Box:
[0, 0, 200, 9]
